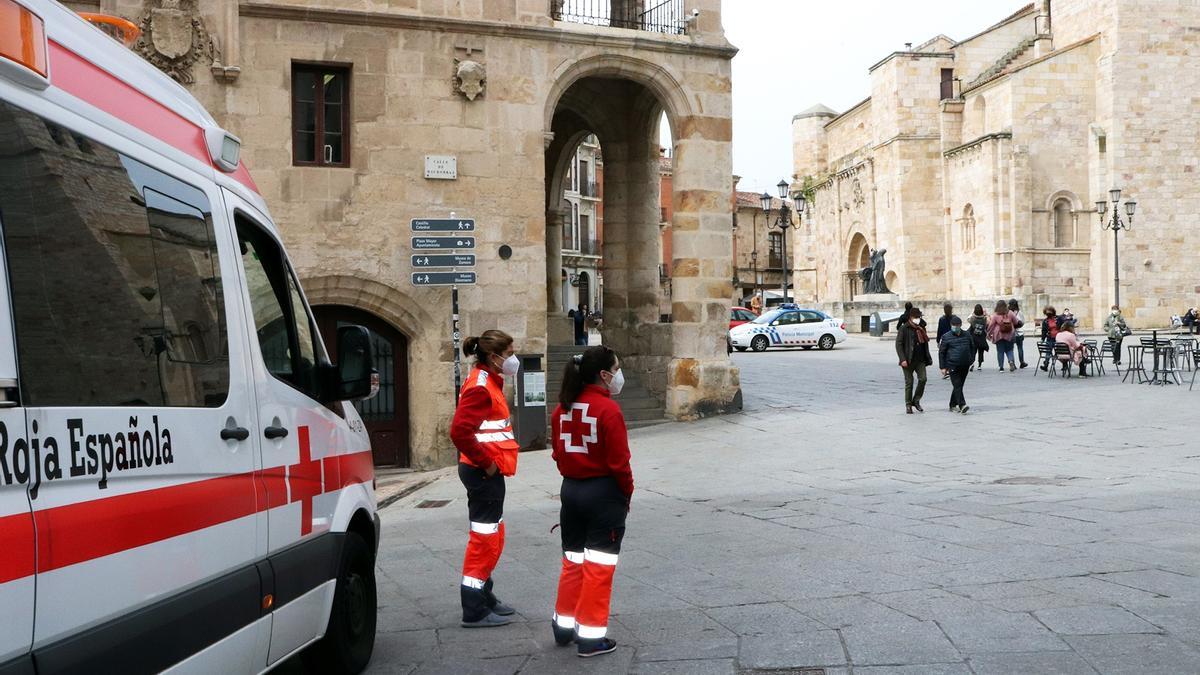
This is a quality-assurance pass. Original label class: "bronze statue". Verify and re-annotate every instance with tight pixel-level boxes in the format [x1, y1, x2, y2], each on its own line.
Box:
[859, 247, 892, 294]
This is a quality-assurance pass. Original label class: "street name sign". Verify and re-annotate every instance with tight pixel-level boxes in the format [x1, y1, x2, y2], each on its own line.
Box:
[412, 254, 476, 268]
[412, 272, 477, 286]
[411, 218, 475, 232]
[411, 236, 475, 250]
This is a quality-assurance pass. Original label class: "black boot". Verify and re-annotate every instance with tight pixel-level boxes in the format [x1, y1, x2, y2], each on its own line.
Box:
[483, 577, 515, 616]
[461, 585, 510, 628]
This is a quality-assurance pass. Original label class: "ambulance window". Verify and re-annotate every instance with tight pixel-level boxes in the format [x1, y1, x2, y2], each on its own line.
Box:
[235, 217, 319, 397]
[0, 101, 229, 407]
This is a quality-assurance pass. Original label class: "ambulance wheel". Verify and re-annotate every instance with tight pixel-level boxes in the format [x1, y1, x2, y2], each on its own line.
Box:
[735, 346, 748, 352]
[303, 532, 376, 674]
[818, 334, 836, 351]
[751, 335, 769, 352]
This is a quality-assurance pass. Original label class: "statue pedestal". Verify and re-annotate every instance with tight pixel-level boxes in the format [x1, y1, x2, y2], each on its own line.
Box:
[853, 293, 899, 303]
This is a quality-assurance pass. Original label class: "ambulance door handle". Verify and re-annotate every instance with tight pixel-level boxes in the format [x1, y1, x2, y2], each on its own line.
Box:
[264, 426, 289, 440]
[221, 427, 250, 442]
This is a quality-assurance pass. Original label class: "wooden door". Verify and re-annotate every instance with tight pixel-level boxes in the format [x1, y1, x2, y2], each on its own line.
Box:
[314, 305, 410, 467]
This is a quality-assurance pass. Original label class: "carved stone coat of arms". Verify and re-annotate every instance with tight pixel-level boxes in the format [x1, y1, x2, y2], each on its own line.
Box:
[132, 0, 216, 84]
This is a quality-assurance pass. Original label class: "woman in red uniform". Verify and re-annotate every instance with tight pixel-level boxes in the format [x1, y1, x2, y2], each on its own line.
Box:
[449, 330, 521, 627]
[549, 345, 633, 657]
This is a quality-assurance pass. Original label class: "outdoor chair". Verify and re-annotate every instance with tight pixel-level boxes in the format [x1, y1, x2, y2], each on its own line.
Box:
[1034, 342, 1056, 378]
[1123, 344, 1148, 383]
[1171, 338, 1197, 372]
[1083, 341, 1104, 377]
[1191, 347, 1200, 391]
[1099, 339, 1120, 375]
[1053, 342, 1074, 378]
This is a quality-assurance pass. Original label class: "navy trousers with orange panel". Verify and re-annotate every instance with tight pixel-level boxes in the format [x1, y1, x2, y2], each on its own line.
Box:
[553, 476, 627, 639]
[459, 463, 506, 621]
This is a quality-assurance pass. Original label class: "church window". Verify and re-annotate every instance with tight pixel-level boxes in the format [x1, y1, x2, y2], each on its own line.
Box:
[1053, 199, 1074, 247]
[292, 63, 352, 167]
[768, 232, 783, 268]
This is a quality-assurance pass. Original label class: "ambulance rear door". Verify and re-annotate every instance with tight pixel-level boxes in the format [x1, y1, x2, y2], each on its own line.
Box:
[0, 184, 34, 672]
[0, 97, 265, 672]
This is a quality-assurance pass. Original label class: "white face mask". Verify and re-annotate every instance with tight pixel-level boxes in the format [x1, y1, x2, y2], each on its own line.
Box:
[605, 369, 625, 396]
[500, 354, 520, 377]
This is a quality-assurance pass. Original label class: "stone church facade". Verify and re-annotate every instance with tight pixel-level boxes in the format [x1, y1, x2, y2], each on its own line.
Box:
[69, 0, 739, 468]
[791, 0, 1200, 331]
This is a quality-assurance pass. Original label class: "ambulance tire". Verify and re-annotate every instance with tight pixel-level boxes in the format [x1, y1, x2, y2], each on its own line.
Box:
[303, 532, 377, 674]
[818, 334, 836, 350]
[751, 335, 769, 352]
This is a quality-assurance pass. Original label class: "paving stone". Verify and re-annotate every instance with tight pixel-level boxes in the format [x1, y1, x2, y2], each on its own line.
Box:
[633, 637, 739, 663]
[631, 658, 736, 674]
[968, 650, 1101, 675]
[1065, 634, 1200, 674]
[705, 602, 826, 636]
[790, 595, 921, 629]
[1034, 605, 1162, 635]
[737, 631, 847, 669]
[841, 620, 961, 665]
[854, 665, 971, 675]
[935, 611, 1069, 653]
[615, 610, 734, 646]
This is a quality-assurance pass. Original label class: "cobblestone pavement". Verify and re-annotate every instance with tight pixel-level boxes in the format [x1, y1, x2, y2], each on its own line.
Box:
[364, 336, 1200, 674]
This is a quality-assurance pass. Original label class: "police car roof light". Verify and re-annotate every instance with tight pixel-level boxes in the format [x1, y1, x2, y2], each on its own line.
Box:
[779, 303, 800, 310]
[0, 0, 49, 89]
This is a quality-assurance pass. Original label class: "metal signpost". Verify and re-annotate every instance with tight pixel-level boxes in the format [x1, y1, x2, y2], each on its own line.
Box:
[410, 217, 477, 401]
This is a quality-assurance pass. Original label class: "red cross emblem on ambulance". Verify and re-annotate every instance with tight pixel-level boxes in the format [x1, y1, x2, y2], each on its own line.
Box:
[288, 426, 323, 535]
[559, 403, 598, 454]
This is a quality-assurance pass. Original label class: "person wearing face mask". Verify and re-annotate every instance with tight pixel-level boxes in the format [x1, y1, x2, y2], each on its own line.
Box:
[895, 307, 933, 414]
[1102, 305, 1130, 366]
[938, 316, 977, 413]
[549, 346, 633, 658]
[450, 329, 522, 628]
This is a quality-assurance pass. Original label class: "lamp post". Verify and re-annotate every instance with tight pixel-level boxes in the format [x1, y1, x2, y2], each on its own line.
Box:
[1096, 188, 1136, 308]
[760, 180, 806, 304]
[750, 249, 758, 309]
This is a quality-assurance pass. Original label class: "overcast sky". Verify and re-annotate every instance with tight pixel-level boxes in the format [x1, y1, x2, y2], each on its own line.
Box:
[710, 0, 1028, 195]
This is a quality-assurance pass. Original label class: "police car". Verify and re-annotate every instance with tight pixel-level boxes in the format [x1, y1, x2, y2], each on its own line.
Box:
[729, 304, 848, 352]
[1, 2, 380, 673]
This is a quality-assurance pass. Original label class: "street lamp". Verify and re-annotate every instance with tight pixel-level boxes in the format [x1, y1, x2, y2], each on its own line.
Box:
[1096, 187, 1137, 307]
[760, 180, 806, 304]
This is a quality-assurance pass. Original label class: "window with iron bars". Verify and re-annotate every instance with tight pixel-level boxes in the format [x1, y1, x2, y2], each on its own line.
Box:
[550, 0, 686, 35]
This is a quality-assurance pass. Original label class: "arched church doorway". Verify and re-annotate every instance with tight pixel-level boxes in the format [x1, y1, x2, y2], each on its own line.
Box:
[313, 305, 411, 467]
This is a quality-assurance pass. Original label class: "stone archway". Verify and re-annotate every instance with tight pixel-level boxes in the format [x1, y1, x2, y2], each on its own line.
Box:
[301, 275, 451, 469]
[543, 54, 739, 418]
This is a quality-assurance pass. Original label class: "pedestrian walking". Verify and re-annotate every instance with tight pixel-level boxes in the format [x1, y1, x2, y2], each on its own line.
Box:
[938, 316, 977, 413]
[573, 303, 591, 346]
[936, 303, 958, 379]
[449, 330, 521, 628]
[968, 304, 989, 370]
[1039, 306, 1061, 371]
[1007, 299, 1028, 368]
[549, 346, 633, 658]
[895, 307, 932, 414]
[987, 300, 1018, 372]
[1103, 305, 1130, 365]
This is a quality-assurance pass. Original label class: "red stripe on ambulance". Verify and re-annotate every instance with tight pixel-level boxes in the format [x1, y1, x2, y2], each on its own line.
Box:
[47, 40, 259, 193]
[0, 426, 371, 584]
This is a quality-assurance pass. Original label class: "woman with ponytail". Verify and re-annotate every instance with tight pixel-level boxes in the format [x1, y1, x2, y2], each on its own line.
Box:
[449, 329, 520, 627]
[548, 345, 633, 658]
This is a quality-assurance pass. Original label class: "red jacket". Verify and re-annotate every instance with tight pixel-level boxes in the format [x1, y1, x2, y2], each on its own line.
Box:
[450, 366, 519, 476]
[550, 384, 633, 497]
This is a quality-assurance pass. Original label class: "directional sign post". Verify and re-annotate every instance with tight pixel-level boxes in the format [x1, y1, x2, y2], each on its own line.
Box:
[412, 272, 477, 286]
[412, 254, 476, 268]
[411, 218, 475, 232]
[412, 236, 475, 250]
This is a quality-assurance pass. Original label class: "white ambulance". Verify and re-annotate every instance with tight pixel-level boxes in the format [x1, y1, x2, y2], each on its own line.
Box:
[0, 1, 380, 673]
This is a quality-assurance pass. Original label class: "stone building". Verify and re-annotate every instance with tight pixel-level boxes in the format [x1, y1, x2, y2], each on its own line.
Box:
[791, 0, 1200, 331]
[559, 135, 603, 315]
[733, 192, 787, 308]
[68, 0, 740, 468]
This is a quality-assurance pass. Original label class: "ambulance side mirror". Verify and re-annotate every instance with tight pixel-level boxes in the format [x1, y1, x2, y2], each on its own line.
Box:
[333, 325, 378, 402]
